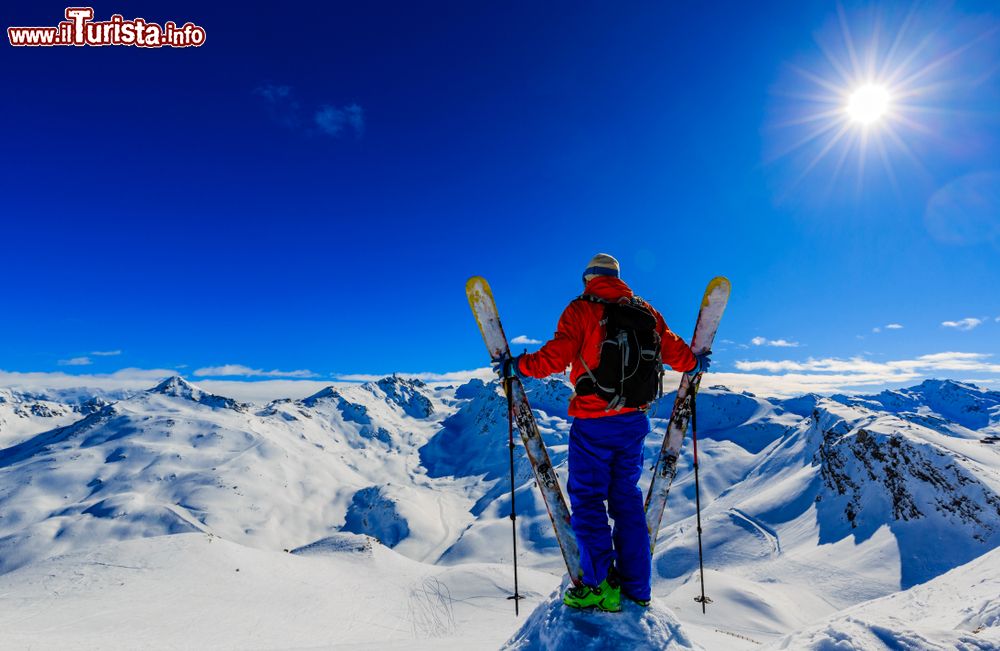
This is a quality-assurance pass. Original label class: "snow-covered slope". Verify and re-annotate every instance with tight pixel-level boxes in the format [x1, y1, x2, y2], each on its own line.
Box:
[766, 545, 1000, 650]
[0, 376, 475, 575]
[0, 532, 559, 650]
[504, 578, 701, 651]
[0, 388, 89, 448]
[1, 375, 998, 649]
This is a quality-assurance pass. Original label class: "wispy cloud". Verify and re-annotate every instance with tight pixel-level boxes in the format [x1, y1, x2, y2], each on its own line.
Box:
[0, 368, 331, 404]
[255, 83, 364, 139]
[942, 317, 983, 331]
[3, 351, 998, 404]
[90, 350, 122, 356]
[334, 369, 494, 384]
[315, 104, 364, 138]
[58, 357, 92, 366]
[736, 351, 1000, 374]
[751, 336, 800, 348]
[254, 83, 299, 129]
[0, 367, 175, 393]
[885, 323, 903, 330]
[511, 335, 542, 345]
[726, 351, 1000, 396]
[193, 365, 318, 379]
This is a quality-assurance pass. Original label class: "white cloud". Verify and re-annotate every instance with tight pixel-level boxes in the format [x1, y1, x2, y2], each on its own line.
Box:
[192, 365, 318, 379]
[751, 336, 800, 348]
[0, 368, 337, 404]
[511, 335, 542, 346]
[872, 327, 881, 334]
[334, 368, 494, 384]
[196, 379, 338, 403]
[885, 323, 903, 330]
[58, 357, 92, 366]
[727, 351, 1000, 397]
[90, 350, 122, 356]
[942, 318, 983, 331]
[0, 367, 176, 393]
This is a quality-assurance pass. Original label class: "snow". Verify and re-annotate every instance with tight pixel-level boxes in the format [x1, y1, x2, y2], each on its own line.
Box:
[1, 375, 998, 649]
[0, 532, 559, 650]
[504, 579, 700, 650]
[766, 545, 1000, 650]
[0, 388, 85, 448]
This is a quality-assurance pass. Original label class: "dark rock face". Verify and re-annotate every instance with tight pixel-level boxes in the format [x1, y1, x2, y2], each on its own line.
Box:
[340, 485, 410, 547]
[373, 376, 434, 418]
[818, 426, 1000, 541]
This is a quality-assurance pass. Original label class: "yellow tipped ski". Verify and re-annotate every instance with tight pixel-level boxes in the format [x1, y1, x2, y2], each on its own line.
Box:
[701, 276, 731, 310]
[645, 276, 732, 552]
[465, 275, 583, 586]
[466, 276, 507, 359]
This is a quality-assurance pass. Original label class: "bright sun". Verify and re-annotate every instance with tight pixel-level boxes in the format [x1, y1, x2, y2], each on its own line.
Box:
[846, 84, 891, 125]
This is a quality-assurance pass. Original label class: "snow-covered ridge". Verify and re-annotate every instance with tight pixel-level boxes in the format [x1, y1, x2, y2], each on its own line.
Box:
[0, 375, 998, 649]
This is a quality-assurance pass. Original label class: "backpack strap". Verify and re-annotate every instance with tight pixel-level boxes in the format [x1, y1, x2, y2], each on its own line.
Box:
[576, 293, 645, 306]
[576, 352, 616, 396]
[574, 293, 612, 305]
[574, 294, 625, 404]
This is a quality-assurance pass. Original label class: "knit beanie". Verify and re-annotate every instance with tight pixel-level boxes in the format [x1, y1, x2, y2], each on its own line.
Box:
[582, 253, 621, 282]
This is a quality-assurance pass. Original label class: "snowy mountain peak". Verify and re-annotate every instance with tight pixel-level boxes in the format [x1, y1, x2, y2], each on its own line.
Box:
[301, 386, 341, 406]
[368, 376, 434, 418]
[146, 376, 245, 411]
[150, 376, 197, 397]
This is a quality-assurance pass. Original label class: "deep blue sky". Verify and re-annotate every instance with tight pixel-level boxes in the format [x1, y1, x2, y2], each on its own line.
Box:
[2, 1, 999, 393]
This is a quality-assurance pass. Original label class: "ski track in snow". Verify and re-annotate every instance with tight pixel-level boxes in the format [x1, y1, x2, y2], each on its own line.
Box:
[728, 508, 781, 556]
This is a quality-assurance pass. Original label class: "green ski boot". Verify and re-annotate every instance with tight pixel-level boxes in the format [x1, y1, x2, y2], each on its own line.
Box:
[606, 567, 649, 607]
[562, 578, 621, 612]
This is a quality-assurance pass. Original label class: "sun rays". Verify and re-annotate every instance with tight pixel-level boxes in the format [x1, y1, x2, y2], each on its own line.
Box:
[767, 3, 998, 198]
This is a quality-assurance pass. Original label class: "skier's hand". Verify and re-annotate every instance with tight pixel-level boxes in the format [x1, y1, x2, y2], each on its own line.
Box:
[492, 352, 524, 381]
[685, 351, 712, 378]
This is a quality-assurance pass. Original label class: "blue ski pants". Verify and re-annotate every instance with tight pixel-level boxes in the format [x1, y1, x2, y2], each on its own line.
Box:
[567, 411, 651, 601]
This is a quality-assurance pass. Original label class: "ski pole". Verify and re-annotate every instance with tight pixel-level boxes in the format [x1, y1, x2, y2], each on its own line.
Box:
[691, 389, 712, 613]
[504, 377, 523, 615]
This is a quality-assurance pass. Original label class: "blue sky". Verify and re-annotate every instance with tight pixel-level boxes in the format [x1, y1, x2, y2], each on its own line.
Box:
[2, 1, 999, 397]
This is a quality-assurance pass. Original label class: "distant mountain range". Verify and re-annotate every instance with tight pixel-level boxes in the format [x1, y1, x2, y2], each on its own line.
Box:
[1, 375, 998, 649]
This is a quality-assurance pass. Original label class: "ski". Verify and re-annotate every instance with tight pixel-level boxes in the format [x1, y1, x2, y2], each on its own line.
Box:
[466, 276, 583, 586]
[644, 276, 731, 554]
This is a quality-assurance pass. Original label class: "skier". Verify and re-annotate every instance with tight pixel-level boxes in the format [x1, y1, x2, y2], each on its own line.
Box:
[494, 253, 710, 612]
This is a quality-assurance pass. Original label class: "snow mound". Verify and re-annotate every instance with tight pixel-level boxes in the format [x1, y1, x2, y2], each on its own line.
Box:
[503, 582, 701, 651]
[765, 546, 1000, 650]
[291, 531, 375, 555]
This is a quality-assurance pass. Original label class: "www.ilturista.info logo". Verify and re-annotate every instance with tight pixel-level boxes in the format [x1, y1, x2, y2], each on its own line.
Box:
[8, 7, 206, 48]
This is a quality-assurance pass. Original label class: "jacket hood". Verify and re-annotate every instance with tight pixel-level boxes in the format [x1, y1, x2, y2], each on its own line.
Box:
[583, 276, 633, 301]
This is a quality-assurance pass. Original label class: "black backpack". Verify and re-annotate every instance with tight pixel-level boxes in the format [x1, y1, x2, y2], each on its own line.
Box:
[573, 295, 663, 410]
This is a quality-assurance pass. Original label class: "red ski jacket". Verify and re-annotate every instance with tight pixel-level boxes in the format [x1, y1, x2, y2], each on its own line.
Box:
[516, 276, 697, 419]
